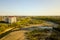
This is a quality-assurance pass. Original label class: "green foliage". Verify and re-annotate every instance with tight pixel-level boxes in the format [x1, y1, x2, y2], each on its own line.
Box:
[0, 24, 9, 33]
[26, 29, 49, 40]
[0, 16, 60, 36]
[32, 16, 60, 24]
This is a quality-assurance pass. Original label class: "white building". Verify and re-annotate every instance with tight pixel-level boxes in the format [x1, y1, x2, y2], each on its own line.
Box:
[4, 16, 17, 23]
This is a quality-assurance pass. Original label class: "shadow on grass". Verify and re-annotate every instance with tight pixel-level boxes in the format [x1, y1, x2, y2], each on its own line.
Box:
[0, 21, 9, 24]
[0, 30, 12, 39]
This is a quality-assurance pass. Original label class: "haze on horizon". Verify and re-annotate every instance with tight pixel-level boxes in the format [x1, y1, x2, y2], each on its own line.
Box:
[0, 0, 60, 16]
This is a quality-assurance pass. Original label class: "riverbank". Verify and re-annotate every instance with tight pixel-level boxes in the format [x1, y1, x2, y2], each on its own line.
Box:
[0, 21, 57, 34]
[24, 22, 58, 28]
[0, 21, 58, 39]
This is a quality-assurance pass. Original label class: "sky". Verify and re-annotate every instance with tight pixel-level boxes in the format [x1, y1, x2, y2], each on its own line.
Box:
[0, 0, 60, 16]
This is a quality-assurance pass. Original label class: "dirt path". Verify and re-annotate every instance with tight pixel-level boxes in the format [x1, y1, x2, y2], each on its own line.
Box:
[0, 30, 28, 40]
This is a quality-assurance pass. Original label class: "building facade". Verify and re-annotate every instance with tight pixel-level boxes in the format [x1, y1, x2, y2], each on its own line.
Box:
[3, 16, 17, 23]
